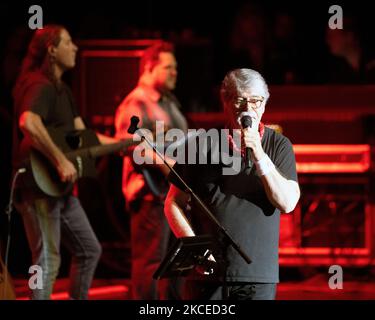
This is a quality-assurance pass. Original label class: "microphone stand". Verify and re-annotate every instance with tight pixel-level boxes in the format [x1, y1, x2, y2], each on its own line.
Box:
[128, 116, 252, 299]
[2, 168, 26, 299]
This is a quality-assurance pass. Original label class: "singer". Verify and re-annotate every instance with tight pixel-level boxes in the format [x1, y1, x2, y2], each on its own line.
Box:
[164, 68, 300, 300]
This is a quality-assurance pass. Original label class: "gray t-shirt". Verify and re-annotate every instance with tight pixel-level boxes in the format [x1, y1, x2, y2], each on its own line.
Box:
[168, 127, 298, 283]
[12, 71, 79, 168]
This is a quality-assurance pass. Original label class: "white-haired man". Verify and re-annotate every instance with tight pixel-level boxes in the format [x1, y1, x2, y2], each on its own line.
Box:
[164, 68, 300, 300]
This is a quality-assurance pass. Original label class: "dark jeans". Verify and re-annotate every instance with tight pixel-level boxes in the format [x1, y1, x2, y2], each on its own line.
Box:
[184, 280, 277, 300]
[14, 190, 102, 300]
[130, 200, 182, 299]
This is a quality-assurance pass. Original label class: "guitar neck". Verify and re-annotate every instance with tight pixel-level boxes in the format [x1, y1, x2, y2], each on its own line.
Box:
[65, 139, 136, 160]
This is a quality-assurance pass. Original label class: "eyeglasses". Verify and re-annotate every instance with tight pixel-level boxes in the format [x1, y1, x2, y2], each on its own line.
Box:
[234, 95, 265, 110]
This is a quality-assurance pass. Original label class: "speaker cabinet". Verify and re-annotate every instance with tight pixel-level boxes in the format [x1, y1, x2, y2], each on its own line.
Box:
[72, 40, 161, 131]
[279, 174, 373, 266]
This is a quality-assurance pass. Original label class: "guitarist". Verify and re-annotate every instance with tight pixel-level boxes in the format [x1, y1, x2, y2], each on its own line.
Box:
[12, 25, 119, 300]
[115, 41, 188, 299]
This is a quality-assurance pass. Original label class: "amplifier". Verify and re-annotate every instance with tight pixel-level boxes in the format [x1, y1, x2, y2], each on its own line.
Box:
[293, 144, 370, 173]
[280, 144, 373, 266]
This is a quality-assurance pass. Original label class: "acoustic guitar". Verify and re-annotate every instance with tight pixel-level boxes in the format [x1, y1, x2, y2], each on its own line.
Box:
[29, 127, 136, 197]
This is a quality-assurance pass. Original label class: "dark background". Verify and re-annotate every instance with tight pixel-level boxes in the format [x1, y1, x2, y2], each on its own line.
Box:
[1, 1, 375, 279]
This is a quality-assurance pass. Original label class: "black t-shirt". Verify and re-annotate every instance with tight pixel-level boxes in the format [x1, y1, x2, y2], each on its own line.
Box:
[12, 71, 79, 168]
[168, 127, 298, 283]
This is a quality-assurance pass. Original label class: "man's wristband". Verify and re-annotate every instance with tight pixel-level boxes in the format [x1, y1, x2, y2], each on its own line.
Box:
[255, 154, 275, 176]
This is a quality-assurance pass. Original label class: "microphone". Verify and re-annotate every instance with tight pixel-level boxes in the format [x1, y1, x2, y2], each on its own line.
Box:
[127, 116, 140, 134]
[240, 114, 253, 169]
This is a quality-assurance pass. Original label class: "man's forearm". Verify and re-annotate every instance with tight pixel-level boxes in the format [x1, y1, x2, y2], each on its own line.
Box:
[164, 200, 195, 238]
[20, 111, 66, 166]
[260, 168, 300, 213]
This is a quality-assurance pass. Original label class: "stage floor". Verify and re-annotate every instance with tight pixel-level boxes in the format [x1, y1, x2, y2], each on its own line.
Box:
[11, 272, 375, 300]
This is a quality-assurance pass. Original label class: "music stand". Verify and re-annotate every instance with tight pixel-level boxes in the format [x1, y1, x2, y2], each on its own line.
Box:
[153, 235, 222, 279]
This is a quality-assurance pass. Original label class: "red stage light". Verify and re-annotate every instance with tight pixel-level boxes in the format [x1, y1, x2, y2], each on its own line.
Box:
[16, 285, 129, 300]
[293, 144, 370, 173]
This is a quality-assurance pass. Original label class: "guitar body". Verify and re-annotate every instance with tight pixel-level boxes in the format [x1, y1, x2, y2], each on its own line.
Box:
[30, 127, 100, 197]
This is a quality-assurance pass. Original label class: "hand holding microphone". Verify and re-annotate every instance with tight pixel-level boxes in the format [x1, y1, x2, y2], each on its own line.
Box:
[240, 114, 253, 168]
[240, 113, 264, 167]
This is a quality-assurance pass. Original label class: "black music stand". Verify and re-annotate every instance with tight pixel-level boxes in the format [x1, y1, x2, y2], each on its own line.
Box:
[153, 235, 223, 279]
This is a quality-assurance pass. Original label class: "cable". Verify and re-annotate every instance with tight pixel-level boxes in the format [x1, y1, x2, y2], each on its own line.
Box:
[2, 168, 26, 300]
